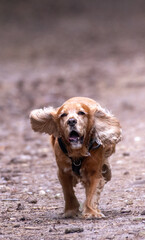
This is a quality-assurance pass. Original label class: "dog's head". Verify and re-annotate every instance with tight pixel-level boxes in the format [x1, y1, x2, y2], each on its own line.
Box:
[30, 97, 121, 150]
[56, 100, 91, 149]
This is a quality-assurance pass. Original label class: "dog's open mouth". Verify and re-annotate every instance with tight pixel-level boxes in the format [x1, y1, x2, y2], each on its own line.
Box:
[68, 131, 83, 145]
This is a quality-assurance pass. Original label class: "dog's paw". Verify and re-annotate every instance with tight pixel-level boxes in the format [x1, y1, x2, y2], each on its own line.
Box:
[62, 209, 81, 218]
[82, 209, 105, 219]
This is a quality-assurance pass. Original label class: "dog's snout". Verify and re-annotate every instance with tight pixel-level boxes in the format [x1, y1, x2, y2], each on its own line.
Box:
[67, 118, 77, 126]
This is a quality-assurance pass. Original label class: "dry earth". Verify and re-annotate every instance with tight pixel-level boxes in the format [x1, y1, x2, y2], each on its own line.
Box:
[0, 1, 145, 239]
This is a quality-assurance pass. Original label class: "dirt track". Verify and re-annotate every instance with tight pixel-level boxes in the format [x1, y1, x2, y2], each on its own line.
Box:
[0, 1, 145, 239]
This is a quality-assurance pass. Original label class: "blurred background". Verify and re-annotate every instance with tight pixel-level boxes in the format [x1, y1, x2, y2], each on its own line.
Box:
[0, 0, 145, 121]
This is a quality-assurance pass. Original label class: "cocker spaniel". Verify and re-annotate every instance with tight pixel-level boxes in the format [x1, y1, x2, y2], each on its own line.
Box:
[30, 97, 121, 219]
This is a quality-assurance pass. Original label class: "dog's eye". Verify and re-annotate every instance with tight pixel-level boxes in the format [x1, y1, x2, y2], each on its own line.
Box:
[78, 111, 85, 115]
[60, 113, 67, 118]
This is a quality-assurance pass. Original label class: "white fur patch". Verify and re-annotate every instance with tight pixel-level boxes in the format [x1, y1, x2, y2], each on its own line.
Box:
[63, 167, 71, 173]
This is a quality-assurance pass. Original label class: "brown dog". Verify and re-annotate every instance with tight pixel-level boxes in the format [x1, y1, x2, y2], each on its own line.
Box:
[30, 97, 121, 219]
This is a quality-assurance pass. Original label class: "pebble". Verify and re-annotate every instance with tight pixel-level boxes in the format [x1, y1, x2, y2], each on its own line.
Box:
[23, 181, 29, 185]
[27, 197, 37, 204]
[7, 206, 14, 212]
[39, 190, 46, 196]
[40, 153, 47, 158]
[27, 192, 33, 195]
[13, 224, 20, 228]
[10, 218, 16, 221]
[125, 199, 133, 205]
[122, 152, 130, 157]
[65, 227, 84, 234]
[134, 136, 141, 142]
[141, 210, 145, 215]
[20, 155, 31, 161]
[55, 193, 61, 199]
[125, 188, 134, 193]
[24, 226, 41, 230]
[120, 209, 131, 214]
[116, 160, 123, 164]
[20, 216, 26, 221]
[38, 148, 48, 154]
[16, 203, 25, 210]
[46, 189, 51, 193]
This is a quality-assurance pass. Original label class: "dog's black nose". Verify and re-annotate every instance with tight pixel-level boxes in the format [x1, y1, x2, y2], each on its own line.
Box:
[67, 118, 77, 126]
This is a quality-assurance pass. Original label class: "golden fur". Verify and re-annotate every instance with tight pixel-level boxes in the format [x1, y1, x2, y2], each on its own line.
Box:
[30, 97, 121, 219]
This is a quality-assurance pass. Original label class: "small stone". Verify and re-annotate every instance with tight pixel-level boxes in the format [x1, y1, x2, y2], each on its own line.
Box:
[134, 136, 141, 142]
[120, 209, 131, 214]
[13, 224, 20, 228]
[20, 155, 31, 161]
[38, 148, 48, 154]
[24, 226, 41, 230]
[20, 216, 26, 221]
[27, 192, 33, 195]
[40, 153, 47, 158]
[141, 210, 145, 215]
[16, 203, 25, 210]
[10, 218, 16, 221]
[46, 189, 51, 193]
[123, 152, 130, 157]
[39, 190, 46, 196]
[27, 197, 37, 204]
[116, 160, 123, 164]
[124, 171, 130, 175]
[125, 188, 134, 193]
[30, 199, 37, 204]
[7, 206, 13, 212]
[125, 199, 133, 205]
[23, 181, 29, 185]
[55, 193, 61, 199]
[65, 227, 84, 234]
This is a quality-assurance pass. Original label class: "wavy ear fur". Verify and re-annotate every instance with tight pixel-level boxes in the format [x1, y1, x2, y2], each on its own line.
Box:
[94, 106, 122, 146]
[29, 107, 58, 137]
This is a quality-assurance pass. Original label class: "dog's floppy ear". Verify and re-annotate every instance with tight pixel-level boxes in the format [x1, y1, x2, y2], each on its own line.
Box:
[94, 106, 122, 146]
[29, 107, 59, 137]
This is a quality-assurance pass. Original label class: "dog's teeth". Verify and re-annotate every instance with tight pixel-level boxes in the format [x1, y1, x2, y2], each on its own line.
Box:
[69, 137, 80, 143]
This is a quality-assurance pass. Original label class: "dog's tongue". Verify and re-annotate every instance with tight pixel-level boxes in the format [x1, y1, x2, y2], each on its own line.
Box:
[69, 131, 79, 143]
[69, 136, 79, 142]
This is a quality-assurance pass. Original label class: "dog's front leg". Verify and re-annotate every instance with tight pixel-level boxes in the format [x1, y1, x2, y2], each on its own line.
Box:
[58, 169, 80, 218]
[83, 175, 105, 219]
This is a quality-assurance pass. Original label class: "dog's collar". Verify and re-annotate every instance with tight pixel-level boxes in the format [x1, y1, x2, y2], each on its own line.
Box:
[58, 137, 101, 176]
